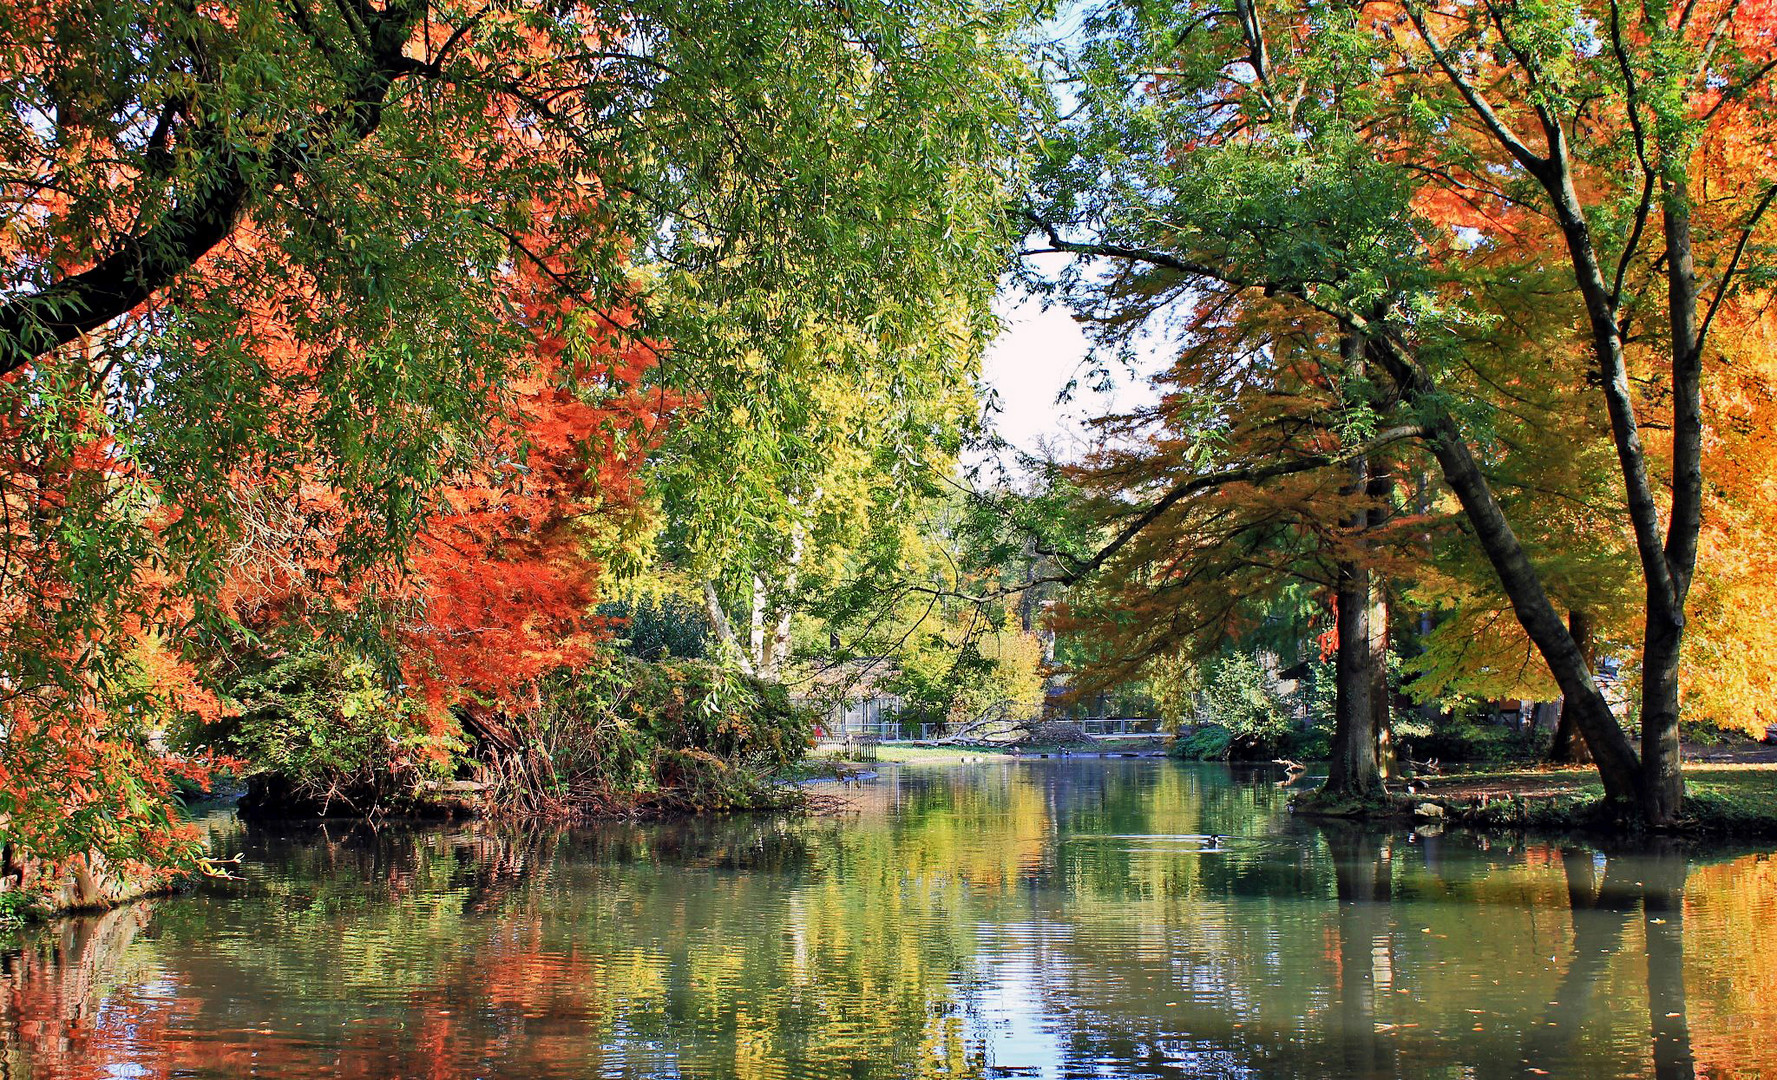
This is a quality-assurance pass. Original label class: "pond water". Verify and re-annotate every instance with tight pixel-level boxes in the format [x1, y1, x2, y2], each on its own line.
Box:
[3, 760, 1775, 1079]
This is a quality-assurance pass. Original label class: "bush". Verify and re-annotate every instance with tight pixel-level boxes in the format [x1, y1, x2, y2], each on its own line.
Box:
[0, 890, 43, 932]
[205, 640, 813, 820]
[1678, 718, 1755, 748]
[1171, 724, 1234, 760]
[1193, 654, 1297, 758]
[1412, 716, 1545, 764]
[209, 642, 459, 816]
[482, 656, 814, 816]
[595, 595, 711, 661]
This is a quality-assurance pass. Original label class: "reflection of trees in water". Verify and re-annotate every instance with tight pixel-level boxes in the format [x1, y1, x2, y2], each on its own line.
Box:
[0, 904, 159, 1080]
[1507, 845, 1641, 1075]
[2, 811, 990, 1079]
[1493, 840, 1697, 1080]
[1641, 842, 1696, 1080]
[1323, 824, 1397, 1080]
[1316, 829, 1700, 1080]
[0, 764, 1767, 1080]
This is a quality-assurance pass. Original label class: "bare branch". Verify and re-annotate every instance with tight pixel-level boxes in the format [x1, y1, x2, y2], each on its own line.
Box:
[1697, 184, 1777, 354]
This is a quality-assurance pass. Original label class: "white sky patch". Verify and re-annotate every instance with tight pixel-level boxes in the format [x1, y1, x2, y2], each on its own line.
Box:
[974, 283, 1167, 477]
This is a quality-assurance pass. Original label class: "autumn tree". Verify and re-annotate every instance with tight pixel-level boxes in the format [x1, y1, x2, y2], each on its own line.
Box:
[1024, 0, 1777, 824]
[0, 0, 1036, 874]
[1041, 307, 1424, 795]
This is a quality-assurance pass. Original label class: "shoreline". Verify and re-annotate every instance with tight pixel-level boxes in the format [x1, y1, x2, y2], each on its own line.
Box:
[818, 749, 1777, 844]
[1290, 762, 1777, 842]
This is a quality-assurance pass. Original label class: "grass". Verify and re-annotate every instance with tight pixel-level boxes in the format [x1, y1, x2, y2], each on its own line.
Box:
[1304, 763, 1777, 839]
[873, 744, 1017, 764]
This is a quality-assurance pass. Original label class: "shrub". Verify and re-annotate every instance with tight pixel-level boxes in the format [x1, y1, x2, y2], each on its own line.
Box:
[0, 890, 43, 932]
[1172, 724, 1234, 760]
[482, 656, 813, 816]
[1193, 654, 1297, 758]
[210, 642, 459, 816]
[595, 594, 711, 661]
[1412, 715, 1545, 764]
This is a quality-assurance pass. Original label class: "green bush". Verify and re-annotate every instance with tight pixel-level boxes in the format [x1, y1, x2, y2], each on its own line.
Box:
[208, 642, 459, 815]
[205, 640, 812, 819]
[0, 890, 43, 932]
[1194, 654, 1297, 758]
[1678, 718, 1753, 748]
[595, 595, 711, 661]
[488, 656, 814, 815]
[1414, 716, 1545, 764]
[1171, 724, 1234, 760]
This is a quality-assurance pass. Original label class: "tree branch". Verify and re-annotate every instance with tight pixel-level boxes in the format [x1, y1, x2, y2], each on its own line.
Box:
[1049, 425, 1427, 587]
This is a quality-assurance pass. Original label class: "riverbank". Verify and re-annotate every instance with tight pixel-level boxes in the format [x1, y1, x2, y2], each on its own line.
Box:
[1297, 763, 1777, 839]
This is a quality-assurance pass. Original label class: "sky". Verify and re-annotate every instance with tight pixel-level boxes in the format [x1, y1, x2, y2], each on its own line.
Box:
[976, 284, 1163, 475]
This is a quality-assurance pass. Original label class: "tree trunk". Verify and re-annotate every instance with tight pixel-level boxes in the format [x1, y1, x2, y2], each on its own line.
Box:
[1324, 457, 1392, 800]
[1327, 558, 1383, 799]
[703, 582, 756, 677]
[749, 574, 768, 673]
[1550, 611, 1595, 764]
[1368, 465, 1396, 782]
[1641, 622, 1686, 826]
[763, 521, 807, 682]
[1368, 337, 1644, 804]
[1635, 159, 1703, 830]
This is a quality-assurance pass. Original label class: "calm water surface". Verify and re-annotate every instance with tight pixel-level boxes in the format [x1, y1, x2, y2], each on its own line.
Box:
[4, 760, 1775, 1079]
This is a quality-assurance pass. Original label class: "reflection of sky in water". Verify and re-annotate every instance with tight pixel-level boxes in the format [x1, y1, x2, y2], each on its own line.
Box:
[969, 924, 1068, 1077]
[1, 760, 1775, 1080]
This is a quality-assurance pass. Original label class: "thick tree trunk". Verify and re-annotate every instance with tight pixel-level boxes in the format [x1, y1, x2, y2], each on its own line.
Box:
[1324, 456, 1392, 800]
[1550, 611, 1595, 765]
[1367, 466, 1396, 782]
[1635, 164, 1703, 829]
[1358, 31, 1703, 825]
[1327, 559, 1384, 799]
[1641, 624, 1687, 826]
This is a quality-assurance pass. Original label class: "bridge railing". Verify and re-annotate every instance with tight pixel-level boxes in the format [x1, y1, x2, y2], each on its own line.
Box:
[822, 717, 1167, 744]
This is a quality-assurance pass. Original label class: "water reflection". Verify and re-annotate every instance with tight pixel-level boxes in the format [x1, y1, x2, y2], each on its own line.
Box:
[1, 761, 1772, 1079]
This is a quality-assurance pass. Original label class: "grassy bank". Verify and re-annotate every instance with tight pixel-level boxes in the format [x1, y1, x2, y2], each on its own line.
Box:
[1298, 764, 1777, 839]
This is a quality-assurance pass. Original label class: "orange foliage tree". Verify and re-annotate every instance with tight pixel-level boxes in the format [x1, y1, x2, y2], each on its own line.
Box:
[2, 0, 1031, 883]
